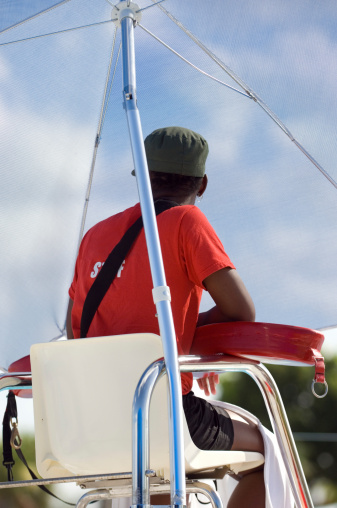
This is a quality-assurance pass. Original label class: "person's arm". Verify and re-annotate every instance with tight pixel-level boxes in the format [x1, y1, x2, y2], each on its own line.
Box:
[66, 299, 74, 339]
[196, 267, 255, 395]
[197, 267, 255, 327]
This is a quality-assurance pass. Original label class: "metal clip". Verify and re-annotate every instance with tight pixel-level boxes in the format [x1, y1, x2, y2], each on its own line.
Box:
[311, 379, 328, 399]
[10, 419, 22, 450]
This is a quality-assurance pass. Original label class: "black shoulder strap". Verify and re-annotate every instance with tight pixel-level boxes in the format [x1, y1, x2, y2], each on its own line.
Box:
[80, 199, 179, 338]
[2, 391, 75, 505]
[2, 391, 16, 480]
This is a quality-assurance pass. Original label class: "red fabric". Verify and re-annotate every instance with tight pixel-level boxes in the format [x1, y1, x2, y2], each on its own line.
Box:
[69, 203, 235, 394]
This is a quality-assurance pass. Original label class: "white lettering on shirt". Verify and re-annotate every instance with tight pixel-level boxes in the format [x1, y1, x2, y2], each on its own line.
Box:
[117, 260, 125, 278]
[90, 260, 125, 279]
[90, 261, 104, 278]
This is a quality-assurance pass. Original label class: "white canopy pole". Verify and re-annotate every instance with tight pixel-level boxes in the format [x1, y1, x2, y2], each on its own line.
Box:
[114, 2, 186, 507]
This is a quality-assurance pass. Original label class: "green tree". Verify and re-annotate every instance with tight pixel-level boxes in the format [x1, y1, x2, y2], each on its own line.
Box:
[218, 356, 337, 505]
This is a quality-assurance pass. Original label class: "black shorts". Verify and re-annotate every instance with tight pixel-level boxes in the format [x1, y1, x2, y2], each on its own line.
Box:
[182, 391, 234, 451]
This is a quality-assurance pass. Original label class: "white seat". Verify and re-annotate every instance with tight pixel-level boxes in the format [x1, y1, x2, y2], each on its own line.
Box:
[30, 334, 263, 480]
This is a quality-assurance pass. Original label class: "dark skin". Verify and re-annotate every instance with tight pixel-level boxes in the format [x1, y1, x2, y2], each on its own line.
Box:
[67, 173, 264, 507]
[151, 172, 209, 205]
[151, 173, 256, 328]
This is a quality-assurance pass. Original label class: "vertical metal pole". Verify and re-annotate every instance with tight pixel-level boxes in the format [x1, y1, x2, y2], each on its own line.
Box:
[118, 6, 186, 508]
[132, 360, 165, 508]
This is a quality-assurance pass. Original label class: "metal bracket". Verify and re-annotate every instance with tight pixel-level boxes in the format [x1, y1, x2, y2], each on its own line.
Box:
[112, 1, 142, 27]
[152, 285, 171, 304]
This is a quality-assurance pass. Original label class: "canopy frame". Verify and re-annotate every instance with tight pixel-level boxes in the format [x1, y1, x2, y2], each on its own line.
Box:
[117, 3, 186, 507]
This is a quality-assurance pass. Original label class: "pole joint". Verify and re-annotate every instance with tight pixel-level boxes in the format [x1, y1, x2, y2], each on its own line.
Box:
[112, 2, 142, 27]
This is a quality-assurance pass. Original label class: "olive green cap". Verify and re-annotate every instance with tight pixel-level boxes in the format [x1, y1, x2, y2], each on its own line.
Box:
[132, 126, 209, 177]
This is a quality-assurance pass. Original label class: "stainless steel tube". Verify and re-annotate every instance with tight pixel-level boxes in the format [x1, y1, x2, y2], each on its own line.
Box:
[76, 488, 112, 508]
[187, 480, 223, 508]
[179, 355, 313, 508]
[75, 481, 223, 508]
[132, 359, 165, 507]
[119, 8, 186, 508]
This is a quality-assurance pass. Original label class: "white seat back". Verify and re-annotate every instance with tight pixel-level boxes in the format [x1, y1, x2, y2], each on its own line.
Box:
[31, 334, 263, 480]
[31, 334, 171, 478]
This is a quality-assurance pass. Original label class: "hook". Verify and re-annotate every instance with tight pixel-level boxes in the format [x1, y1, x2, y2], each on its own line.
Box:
[10, 420, 22, 450]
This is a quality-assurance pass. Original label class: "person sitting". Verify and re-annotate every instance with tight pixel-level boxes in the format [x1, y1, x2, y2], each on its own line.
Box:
[67, 126, 265, 507]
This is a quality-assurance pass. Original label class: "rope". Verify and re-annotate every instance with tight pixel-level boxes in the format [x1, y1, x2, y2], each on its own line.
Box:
[138, 23, 251, 99]
[0, 19, 113, 47]
[151, 1, 337, 190]
[63, 28, 121, 332]
[0, 0, 72, 36]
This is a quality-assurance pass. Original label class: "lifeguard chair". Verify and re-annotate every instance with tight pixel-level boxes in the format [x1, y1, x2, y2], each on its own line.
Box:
[0, 322, 327, 508]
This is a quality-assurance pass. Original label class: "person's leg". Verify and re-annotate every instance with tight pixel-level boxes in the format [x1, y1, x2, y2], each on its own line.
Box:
[150, 494, 171, 505]
[228, 409, 264, 454]
[226, 410, 265, 508]
[183, 392, 234, 451]
[150, 494, 191, 505]
[227, 470, 265, 508]
[183, 395, 265, 508]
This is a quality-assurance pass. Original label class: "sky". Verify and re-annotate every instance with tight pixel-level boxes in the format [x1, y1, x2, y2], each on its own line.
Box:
[0, 0, 336, 364]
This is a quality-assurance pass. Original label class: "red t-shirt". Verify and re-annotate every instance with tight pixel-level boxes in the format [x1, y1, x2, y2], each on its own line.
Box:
[69, 203, 235, 394]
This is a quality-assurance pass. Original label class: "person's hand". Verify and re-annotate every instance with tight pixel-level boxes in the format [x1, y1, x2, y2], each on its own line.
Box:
[197, 373, 219, 396]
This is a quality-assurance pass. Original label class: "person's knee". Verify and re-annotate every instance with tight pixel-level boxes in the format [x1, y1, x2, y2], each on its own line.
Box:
[228, 412, 264, 455]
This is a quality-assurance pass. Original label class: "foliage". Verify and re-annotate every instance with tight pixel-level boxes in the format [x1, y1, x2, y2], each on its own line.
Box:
[217, 355, 337, 505]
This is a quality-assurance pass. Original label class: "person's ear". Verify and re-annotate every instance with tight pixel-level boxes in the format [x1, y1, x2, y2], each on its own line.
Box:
[197, 174, 208, 196]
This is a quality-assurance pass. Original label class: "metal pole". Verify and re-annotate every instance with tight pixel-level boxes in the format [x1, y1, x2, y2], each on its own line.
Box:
[117, 4, 186, 507]
[179, 355, 314, 508]
[132, 360, 165, 508]
[132, 353, 313, 508]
